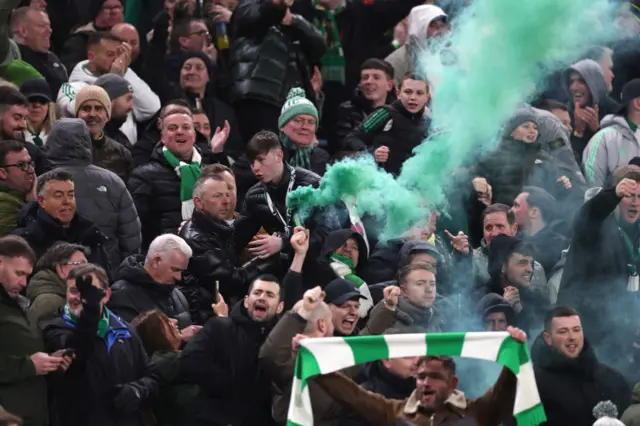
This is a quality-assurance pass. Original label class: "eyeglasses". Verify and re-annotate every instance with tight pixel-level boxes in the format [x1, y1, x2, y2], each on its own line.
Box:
[189, 30, 210, 37]
[2, 161, 34, 172]
[103, 4, 124, 11]
[65, 261, 88, 266]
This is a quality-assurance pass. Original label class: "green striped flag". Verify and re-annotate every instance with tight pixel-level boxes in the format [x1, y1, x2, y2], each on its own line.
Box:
[286, 332, 546, 426]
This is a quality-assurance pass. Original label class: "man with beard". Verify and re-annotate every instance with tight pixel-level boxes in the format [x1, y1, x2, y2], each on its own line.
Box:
[180, 274, 284, 426]
[0, 140, 36, 236]
[311, 327, 527, 426]
[0, 86, 46, 174]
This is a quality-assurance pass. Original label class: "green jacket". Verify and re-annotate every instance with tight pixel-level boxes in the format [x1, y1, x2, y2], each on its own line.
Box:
[0, 186, 26, 237]
[0, 286, 48, 426]
[26, 270, 66, 329]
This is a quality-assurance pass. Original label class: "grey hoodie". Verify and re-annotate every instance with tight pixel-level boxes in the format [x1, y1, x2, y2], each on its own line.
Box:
[562, 59, 608, 107]
[45, 118, 141, 268]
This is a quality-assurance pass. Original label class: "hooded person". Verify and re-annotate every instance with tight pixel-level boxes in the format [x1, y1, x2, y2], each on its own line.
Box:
[44, 118, 141, 270]
[562, 58, 620, 163]
[385, 4, 449, 88]
[278, 87, 330, 176]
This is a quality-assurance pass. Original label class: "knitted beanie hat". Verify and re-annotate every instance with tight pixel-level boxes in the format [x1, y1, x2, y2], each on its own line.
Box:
[278, 87, 319, 129]
[592, 401, 624, 426]
[75, 85, 111, 119]
[501, 108, 539, 138]
[94, 73, 132, 100]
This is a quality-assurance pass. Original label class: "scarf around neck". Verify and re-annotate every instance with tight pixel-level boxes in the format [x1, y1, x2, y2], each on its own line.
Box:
[163, 147, 202, 219]
[280, 133, 312, 170]
[64, 304, 110, 339]
[330, 253, 364, 287]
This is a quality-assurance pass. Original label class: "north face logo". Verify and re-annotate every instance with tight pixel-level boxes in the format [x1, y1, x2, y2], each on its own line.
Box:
[97, 186, 107, 192]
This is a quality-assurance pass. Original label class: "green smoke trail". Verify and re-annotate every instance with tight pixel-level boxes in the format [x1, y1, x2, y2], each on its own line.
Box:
[288, 0, 618, 239]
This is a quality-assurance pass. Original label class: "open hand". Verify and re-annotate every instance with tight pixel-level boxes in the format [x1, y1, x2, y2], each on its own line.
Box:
[210, 120, 231, 153]
[248, 234, 283, 259]
[180, 325, 203, 341]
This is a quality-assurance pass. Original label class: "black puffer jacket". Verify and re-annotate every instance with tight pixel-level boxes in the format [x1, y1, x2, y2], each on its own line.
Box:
[45, 118, 141, 269]
[532, 334, 631, 426]
[12, 201, 111, 273]
[179, 302, 277, 426]
[108, 255, 192, 329]
[228, 0, 326, 108]
[128, 144, 217, 250]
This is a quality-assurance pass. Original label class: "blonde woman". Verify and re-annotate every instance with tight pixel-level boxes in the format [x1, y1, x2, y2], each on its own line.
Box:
[19, 79, 58, 147]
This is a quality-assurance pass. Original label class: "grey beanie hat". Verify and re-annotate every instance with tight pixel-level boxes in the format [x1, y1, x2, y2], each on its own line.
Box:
[502, 108, 539, 138]
[94, 73, 133, 100]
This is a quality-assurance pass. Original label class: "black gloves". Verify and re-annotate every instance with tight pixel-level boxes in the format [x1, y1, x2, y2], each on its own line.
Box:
[76, 274, 104, 313]
[112, 383, 143, 414]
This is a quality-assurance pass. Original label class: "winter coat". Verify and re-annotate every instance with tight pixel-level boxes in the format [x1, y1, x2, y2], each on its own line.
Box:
[0, 186, 26, 237]
[108, 255, 192, 329]
[621, 382, 640, 426]
[583, 114, 640, 187]
[26, 269, 66, 328]
[57, 60, 161, 144]
[524, 226, 568, 278]
[11, 202, 111, 273]
[345, 100, 429, 176]
[557, 186, 640, 347]
[147, 350, 199, 426]
[0, 287, 48, 426]
[228, 0, 326, 108]
[59, 22, 96, 74]
[43, 308, 158, 426]
[334, 89, 383, 152]
[128, 144, 214, 250]
[18, 43, 68, 96]
[313, 366, 517, 426]
[259, 303, 399, 426]
[392, 296, 445, 333]
[179, 302, 279, 426]
[532, 335, 631, 426]
[88, 133, 134, 182]
[44, 118, 141, 268]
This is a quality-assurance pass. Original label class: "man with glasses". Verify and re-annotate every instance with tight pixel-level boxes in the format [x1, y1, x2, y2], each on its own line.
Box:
[0, 140, 36, 236]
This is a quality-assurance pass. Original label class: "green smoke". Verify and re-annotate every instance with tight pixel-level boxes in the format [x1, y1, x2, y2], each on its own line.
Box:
[288, 0, 618, 240]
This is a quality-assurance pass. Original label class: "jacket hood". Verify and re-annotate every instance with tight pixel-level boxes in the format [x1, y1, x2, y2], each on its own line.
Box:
[230, 300, 279, 334]
[399, 240, 442, 268]
[321, 229, 368, 264]
[408, 4, 447, 42]
[45, 118, 93, 167]
[562, 59, 608, 106]
[26, 269, 66, 300]
[475, 293, 516, 326]
[116, 254, 159, 287]
[531, 332, 599, 375]
[600, 114, 637, 140]
[534, 108, 571, 148]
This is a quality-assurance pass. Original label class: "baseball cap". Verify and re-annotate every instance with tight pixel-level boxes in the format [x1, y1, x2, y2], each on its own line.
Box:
[324, 279, 366, 306]
[617, 78, 640, 115]
[20, 78, 52, 103]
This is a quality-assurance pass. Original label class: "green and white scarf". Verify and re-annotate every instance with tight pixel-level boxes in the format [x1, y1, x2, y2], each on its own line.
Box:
[330, 253, 373, 318]
[64, 304, 111, 339]
[280, 133, 313, 171]
[287, 332, 546, 426]
[162, 147, 202, 220]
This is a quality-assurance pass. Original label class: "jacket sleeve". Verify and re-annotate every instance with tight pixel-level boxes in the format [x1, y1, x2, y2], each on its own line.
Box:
[312, 372, 396, 425]
[234, 199, 263, 252]
[282, 270, 304, 311]
[124, 68, 162, 122]
[57, 81, 86, 117]
[0, 354, 36, 385]
[231, 0, 288, 40]
[359, 301, 398, 336]
[129, 330, 159, 402]
[468, 367, 517, 426]
[573, 186, 620, 246]
[115, 179, 142, 258]
[286, 14, 326, 64]
[582, 128, 613, 187]
[344, 107, 392, 152]
[259, 311, 306, 387]
[127, 166, 153, 246]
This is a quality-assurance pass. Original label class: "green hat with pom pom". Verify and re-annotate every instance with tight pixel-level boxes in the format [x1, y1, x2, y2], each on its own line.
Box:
[278, 87, 319, 129]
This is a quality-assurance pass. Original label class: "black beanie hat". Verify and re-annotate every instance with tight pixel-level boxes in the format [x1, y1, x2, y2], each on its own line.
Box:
[487, 234, 523, 280]
[180, 50, 215, 76]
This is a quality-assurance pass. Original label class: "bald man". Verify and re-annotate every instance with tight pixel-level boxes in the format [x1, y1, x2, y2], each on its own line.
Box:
[111, 23, 141, 65]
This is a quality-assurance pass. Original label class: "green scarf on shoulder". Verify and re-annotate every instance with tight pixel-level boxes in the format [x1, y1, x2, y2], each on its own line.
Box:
[313, 1, 346, 84]
[280, 133, 313, 170]
[330, 253, 365, 287]
[64, 304, 111, 339]
[162, 147, 202, 219]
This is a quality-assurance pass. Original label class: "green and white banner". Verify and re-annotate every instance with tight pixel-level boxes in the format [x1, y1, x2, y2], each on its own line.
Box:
[286, 332, 546, 426]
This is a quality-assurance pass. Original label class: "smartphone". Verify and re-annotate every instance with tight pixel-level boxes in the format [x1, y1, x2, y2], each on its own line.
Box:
[61, 348, 75, 358]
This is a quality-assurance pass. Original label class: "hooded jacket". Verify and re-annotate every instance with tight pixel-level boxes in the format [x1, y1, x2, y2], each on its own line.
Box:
[44, 118, 141, 270]
[26, 269, 67, 327]
[57, 59, 161, 144]
[109, 255, 192, 329]
[532, 334, 630, 426]
[0, 185, 26, 237]
[385, 5, 447, 88]
[583, 114, 640, 187]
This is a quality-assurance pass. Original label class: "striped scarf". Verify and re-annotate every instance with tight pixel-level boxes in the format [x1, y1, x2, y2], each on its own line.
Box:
[287, 332, 546, 426]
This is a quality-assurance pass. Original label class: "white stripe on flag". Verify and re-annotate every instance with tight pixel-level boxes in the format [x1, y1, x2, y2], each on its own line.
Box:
[288, 376, 313, 426]
[514, 361, 541, 413]
[302, 336, 356, 374]
[384, 333, 428, 359]
[460, 331, 508, 361]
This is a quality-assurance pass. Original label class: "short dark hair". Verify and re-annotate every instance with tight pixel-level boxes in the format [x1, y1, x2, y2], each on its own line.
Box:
[87, 31, 122, 52]
[612, 164, 640, 186]
[360, 58, 394, 80]
[482, 203, 516, 226]
[0, 235, 36, 265]
[417, 355, 456, 376]
[400, 73, 429, 90]
[521, 186, 556, 222]
[248, 273, 282, 300]
[35, 242, 90, 273]
[246, 130, 282, 162]
[67, 263, 109, 289]
[169, 18, 201, 53]
[36, 169, 74, 197]
[201, 163, 234, 178]
[544, 306, 580, 332]
[0, 140, 27, 165]
[397, 262, 436, 285]
[532, 98, 568, 113]
[508, 240, 535, 260]
[0, 86, 28, 109]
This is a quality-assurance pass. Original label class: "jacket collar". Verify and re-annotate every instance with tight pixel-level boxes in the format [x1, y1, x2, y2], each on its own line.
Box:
[403, 388, 468, 415]
[191, 208, 234, 237]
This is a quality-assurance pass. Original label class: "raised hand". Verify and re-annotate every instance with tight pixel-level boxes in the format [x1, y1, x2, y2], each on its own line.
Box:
[444, 230, 469, 254]
[290, 226, 309, 255]
[374, 146, 389, 164]
[617, 178, 638, 198]
[210, 120, 230, 153]
[383, 285, 401, 310]
[298, 286, 325, 319]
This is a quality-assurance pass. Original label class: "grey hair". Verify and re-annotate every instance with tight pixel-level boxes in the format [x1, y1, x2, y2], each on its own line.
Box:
[145, 234, 192, 262]
[192, 174, 225, 199]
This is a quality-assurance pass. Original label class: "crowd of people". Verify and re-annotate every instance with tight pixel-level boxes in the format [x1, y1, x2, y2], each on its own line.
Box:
[1, 0, 640, 425]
